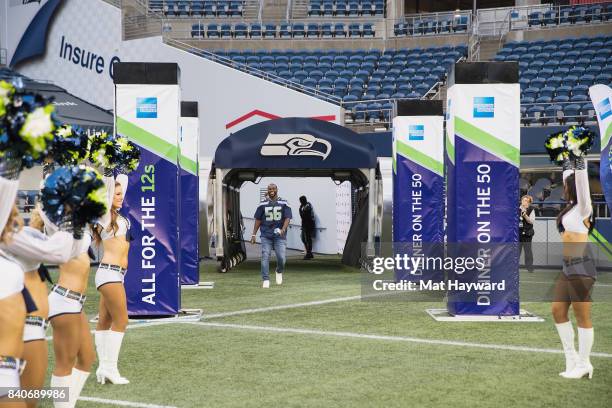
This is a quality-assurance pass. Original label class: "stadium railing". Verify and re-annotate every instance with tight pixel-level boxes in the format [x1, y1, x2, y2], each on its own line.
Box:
[179, 19, 384, 39]
[521, 101, 597, 126]
[392, 10, 472, 38]
[165, 37, 342, 105]
[477, 2, 611, 37]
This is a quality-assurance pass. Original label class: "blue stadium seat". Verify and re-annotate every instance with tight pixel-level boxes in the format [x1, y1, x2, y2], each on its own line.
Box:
[394, 22, 407, 37]
[556, 85, 572, 98]
[191, 1, 204, 16]
[191, 23, 205, 38]
[207, 23, 220, 38]
[363, 23, 375, 38]
[530, 77, 546, 88]
[250, 24, 262, 38]
[280, 23, 292, 38]
[543, 10, 557, 26]
[353, 103, 368, 121]
[546, 76, 562, 88]
[536, 96, 552, 104]
[323, 2, 334, 17]
[539, 86, 555, 98]
[309, 70, 324, 81]
[343, 94, 359, 103]
[334, 23, 347, 37]
[559, 6, 572, 24]
[553, 95, 569, 103]
[278, 70, 292, 80]
[572, 94, 589, 103]
[573, 84, 589, 96]
[309, 1, 321, 16]
[349, 23, 361, 37]
[229, 1, 242, 17]
[321, 23, 333, 38]
[546, 104, 563, 121]
[307, 23, 319, 38]
[528, 11, 542, 27]
[303, 78, 317, 89]
[293, 23, 306, 38]
[235, 23, 248, 39]
[264, 24, 277, 38]
[522, 96, 536, 105]
[564, 104, 582, 121]
[526, 105, 545, 124]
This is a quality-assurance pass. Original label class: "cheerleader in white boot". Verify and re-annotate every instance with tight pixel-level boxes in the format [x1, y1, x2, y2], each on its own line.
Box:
[94, 173, 130, 385]
[42, 166, 109, 408]
[552, 156, 596, 380]
[0, 207, 73, 408]
[0, 175, 27, 408]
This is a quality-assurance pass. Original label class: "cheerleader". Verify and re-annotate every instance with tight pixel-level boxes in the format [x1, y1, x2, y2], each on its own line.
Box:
[0, 170, 27, 408]
[552, 156, 596, 379]
[93, 173, 130, 385]
[0, 207, 73, 408]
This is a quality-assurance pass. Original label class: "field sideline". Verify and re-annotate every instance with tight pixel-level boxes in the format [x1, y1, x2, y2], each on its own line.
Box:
[38, 256, 612, 408]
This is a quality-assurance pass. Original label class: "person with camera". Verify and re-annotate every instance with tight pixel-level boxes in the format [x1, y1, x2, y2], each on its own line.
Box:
[519, 194, 536, 273]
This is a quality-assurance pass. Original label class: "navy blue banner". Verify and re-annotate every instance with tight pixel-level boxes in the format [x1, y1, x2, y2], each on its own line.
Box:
[179, 169, 199, 285]
[124, 148, 180, 316]
[393, 156, 444, 282]
[446, 137, 520, 316]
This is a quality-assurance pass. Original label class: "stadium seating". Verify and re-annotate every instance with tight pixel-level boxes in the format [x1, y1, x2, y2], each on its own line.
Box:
[494, 35, 610, 125]
[207, 45, 467, 122]
[151, 0, 245, 18]
[190, 22, 378, 38]
[394, 14, 470, 37]
[308, 0, 385, 17]
[527, 3, 611, 27]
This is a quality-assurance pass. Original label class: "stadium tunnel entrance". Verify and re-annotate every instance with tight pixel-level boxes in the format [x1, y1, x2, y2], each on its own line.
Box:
[208, 117, 382, 272]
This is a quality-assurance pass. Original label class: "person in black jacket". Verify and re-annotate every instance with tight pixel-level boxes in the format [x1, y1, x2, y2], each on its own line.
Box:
[519, 195, 536, 272]
[299, 196, 315, 260]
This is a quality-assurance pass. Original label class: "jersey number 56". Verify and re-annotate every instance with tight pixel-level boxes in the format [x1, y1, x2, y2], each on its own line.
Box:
[264, 206, 282, 221]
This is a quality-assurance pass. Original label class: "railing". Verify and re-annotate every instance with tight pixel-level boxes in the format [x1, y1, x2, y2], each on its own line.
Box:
[165, 37, 343, 105]
[123, 0, 165, 39]
[477, 2, 611, 37]
[164, 18, 385, 39]
[392, 10, 472, 37]
[0, 49, 7, 66]
[521, 101, 597, 126]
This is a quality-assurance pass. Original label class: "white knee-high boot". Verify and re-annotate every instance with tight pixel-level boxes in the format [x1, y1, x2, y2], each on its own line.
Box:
[69, 368, 89, 408]
[562, 327, 594, 379]
[98, 330, 129, 385]
[94, 330, 108, 383]
[50, 374, 71, 408]
[554, 321, 578, 375]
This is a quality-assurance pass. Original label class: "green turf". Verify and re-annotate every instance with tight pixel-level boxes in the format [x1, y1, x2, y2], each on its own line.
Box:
[39, 258, 611, 407]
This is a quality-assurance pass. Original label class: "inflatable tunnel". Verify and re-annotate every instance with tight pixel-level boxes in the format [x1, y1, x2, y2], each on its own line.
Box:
[208, 117, 382, 272]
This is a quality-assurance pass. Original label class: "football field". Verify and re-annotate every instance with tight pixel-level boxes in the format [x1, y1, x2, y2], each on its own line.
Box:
[41, 256, 612, 408]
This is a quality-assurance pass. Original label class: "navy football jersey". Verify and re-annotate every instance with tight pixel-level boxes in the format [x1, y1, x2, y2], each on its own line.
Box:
[254, 197, 293, 239]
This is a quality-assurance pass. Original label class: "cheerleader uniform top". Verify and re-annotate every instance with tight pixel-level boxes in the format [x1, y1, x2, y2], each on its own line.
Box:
[561, 164, 592, 234]
[98, 174, 130, 241]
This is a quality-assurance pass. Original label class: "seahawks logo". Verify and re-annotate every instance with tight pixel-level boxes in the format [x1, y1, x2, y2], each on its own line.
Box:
[260, 134, 331, 160]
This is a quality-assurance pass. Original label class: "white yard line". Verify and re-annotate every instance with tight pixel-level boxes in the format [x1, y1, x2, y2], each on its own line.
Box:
[78, 396, 177, 408]
[186, 321, 612, 359]
[204, 295, 363, 319]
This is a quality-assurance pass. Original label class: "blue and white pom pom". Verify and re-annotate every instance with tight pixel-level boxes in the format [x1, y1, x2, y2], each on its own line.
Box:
[564, 125, 594, 160]
[41, 166, 108, 238]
